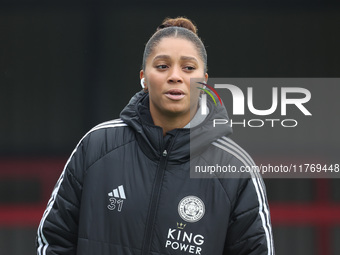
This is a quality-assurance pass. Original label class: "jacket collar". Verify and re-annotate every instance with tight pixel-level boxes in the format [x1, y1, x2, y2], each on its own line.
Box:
[120, 90, 232, 162]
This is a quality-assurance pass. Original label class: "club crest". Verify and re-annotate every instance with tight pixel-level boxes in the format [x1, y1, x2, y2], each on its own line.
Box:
[178, 196, 205, 223]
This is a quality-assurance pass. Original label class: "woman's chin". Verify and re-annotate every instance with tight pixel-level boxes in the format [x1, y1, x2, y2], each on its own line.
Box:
[163, 107, 189, 118]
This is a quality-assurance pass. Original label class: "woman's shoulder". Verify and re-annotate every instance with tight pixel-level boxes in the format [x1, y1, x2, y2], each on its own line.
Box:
[210, 135, 256, 168]
[201, 135, 264, 203]
[198, 135, 256, 171]
[81, 118, 135, 154]
[88, 119, 129, 135]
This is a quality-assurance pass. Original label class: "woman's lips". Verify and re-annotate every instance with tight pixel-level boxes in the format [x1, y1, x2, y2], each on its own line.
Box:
[165, 89, 185, 100]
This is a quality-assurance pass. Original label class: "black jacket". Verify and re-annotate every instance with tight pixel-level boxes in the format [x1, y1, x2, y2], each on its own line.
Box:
[36, 91, 274, 255]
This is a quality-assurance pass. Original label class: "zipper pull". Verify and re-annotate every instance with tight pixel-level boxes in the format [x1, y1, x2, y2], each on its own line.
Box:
[162, 150, 167, 157]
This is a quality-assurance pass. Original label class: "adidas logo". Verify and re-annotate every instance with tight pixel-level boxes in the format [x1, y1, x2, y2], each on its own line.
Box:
[108, 185, 126, 199]
[107, 185, 126, 212]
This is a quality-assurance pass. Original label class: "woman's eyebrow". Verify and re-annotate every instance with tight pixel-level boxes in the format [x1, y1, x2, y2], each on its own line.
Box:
[153, 55, 171, 61]
[180, 56, 198, 63]
[153, 55, 198, 63]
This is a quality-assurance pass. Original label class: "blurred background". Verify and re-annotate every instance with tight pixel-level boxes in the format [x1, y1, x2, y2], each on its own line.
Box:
[1, 0, 340, 254]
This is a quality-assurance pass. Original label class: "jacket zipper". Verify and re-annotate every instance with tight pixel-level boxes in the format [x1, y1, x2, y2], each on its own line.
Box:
[141, 138, 172, 255]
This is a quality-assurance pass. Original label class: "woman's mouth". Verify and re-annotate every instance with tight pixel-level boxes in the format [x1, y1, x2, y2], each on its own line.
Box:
[165, 89, 185, 100]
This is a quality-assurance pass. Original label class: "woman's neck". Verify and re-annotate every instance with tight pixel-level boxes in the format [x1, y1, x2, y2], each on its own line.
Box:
[150, 107, 197, 136]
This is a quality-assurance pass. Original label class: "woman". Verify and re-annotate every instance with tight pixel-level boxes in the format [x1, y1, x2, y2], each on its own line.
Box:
[36, 17, 274, 255]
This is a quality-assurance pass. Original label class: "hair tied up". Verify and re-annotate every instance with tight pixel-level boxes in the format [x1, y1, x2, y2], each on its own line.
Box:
[157, 17, 198, 35]
[142, 16, 207, 73]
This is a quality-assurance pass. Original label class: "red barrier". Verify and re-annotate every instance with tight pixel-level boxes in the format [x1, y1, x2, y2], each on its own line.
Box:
[0, 158, 338, 255]
[0, 158, 66, 227]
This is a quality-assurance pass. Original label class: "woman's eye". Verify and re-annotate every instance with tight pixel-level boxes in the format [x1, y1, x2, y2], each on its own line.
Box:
[156, 65, 168, 69]
[184, 66, 196, 71]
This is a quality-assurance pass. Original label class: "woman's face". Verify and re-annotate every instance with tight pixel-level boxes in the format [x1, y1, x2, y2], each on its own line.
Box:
[141, 37, 208, 121]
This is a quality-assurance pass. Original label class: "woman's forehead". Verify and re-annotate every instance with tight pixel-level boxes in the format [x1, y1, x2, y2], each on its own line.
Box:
[153, 37, 199, 54]
[148, 37, 202, 62]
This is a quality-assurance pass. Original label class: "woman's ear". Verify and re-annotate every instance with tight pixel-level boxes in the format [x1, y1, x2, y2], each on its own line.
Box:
[140, 70, 148, 92]
[205, 73, 208, 83]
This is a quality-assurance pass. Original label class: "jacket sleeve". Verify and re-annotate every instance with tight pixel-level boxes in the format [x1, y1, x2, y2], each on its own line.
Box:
[224, 175, 274, 255]
[36, 141, 86, 255]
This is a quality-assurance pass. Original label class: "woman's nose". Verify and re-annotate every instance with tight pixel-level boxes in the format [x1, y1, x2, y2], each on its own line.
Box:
[167, 66, 183, 84]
